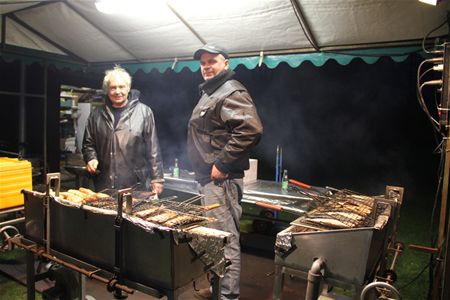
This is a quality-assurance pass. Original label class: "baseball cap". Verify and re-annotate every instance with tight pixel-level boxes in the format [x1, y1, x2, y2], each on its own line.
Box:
[193, 44, 229, 60]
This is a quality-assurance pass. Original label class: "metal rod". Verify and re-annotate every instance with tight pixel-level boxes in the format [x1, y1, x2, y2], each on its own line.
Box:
[0, 91, 46, 98]
[279, 147, 283, 183]
[434, 137, 450, 299]
[0, 217, 25, 227]
[9, 236, 135, 295]
[19, 60, 26, 158]
[0, 205, 24, 214]
[305, 257, 326, 300]
[26, 247, 35, 300]
[43, 61, 48, 175]
[166, 2, 206, 45]
[64, 1, 138, 62]
[1, 14, 5, 48]
[7, 14, 87, 63]
[289, 0, 320, 51]
[275, 145, 280, 182]
[179, 194, 202, 206]
[388, 243, 403, 272]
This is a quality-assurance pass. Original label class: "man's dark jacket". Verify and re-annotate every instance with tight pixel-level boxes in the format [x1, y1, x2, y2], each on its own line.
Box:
[82, 89, 164, 191]
[187, 70, 263, 185]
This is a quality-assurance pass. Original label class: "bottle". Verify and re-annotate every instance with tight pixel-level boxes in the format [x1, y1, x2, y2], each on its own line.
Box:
[281, 169, 288, 191]
[173, 158, 180, 178]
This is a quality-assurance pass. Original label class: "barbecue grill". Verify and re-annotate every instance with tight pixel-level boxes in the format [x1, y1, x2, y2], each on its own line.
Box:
[273, 185, 404, 300]
[14, 173, 231, 300]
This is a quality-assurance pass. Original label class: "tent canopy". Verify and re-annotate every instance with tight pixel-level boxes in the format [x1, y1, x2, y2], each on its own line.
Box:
[1, 0, 448, 72]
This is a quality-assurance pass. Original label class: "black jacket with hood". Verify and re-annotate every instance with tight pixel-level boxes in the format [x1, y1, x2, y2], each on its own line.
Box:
[187, 70, 263, 185]
[82, 89, 164, 191]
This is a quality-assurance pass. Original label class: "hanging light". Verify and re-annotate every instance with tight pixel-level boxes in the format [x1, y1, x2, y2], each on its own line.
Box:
[418, 0, 442, 5]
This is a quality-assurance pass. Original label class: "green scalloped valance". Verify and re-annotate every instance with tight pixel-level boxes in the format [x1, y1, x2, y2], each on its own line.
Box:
[1, 46, 426, 74]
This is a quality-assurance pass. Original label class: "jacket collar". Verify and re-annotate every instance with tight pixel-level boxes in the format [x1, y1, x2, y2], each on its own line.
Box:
[105, 89, 140, 110]
[199, 69, 235, 96]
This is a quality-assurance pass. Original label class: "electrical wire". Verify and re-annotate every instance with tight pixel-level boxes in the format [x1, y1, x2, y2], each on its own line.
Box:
[430, 140, 445, 244]
[398, 259, 434, 290]
[421, 14, 449, 54]
[415, 41, 446, 299]
[417, 81, 442, 133]
[416, 57, 444, 135]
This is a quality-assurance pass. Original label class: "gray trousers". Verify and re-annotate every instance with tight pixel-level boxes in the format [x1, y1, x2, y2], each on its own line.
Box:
[201, 179, 243, 300]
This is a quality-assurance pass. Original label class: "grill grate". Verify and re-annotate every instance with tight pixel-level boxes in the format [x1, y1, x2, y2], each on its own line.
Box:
[85, 193, 213, 229]
[290, 189, 389, 231]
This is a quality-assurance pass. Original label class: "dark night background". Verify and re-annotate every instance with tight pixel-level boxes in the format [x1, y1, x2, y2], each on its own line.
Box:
[0, 53, 441, 200]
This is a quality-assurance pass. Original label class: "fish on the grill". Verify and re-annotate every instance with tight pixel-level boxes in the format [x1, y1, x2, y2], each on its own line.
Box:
[301, 201, 369, 229]
[325, 201, 372, 216]
[303, 217, 354, 229]
[60, 188, 113, 204]
[60, 192, 84, 204]
[135, 206, 162, 218]
[308, 211, 364, 222]
[145, 210, 178, 224]
[162, 214, 204, 228]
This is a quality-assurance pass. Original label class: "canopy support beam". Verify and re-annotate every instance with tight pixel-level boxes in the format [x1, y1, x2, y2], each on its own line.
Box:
[64, 1, 141, 62]
[166, 2, 206, 45]
[7, 13, 87, 63]
[290, 0, 320, 51]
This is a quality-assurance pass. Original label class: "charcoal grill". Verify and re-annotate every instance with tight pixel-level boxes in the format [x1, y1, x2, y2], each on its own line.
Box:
[273, 186, 404, 300]
[16, 173, 231, 300]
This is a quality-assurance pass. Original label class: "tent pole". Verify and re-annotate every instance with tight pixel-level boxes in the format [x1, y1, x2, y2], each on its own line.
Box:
[19, 60, 26, 159]
[43, 61, 48, 176]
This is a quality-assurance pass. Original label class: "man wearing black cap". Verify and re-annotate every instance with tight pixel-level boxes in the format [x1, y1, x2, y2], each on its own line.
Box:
[188, 44, 263, 300]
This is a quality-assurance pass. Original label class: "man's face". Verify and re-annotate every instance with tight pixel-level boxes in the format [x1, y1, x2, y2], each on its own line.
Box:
[200, 52, 229, 81]
[107, 75, 130, 108]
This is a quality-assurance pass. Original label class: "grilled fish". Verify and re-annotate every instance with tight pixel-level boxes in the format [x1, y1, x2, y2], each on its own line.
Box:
[146, 210, 178, 224]
[162, 214, 204, 227]
[135, 206, 162, 218]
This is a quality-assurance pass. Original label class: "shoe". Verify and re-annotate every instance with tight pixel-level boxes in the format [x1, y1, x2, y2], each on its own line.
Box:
[194, 287, 212, 300]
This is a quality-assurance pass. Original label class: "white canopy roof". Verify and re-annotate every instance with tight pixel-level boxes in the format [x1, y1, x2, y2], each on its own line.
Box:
[1, 0, 448, 64]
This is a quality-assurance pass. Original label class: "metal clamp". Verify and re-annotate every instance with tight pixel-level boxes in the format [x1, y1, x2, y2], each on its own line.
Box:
[45, 173, 61, 197]
[118, 188, 133, 216]
[44, 172, 61, 253]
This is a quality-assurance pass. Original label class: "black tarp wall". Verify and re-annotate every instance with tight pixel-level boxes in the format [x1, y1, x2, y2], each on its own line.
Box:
[0, 54, 440, 199]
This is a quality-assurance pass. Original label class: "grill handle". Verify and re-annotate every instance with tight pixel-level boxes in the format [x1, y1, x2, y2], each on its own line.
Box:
[256, 202, 282, 211]
[204, 203, 220, 211]
[288, 179, 311, 189]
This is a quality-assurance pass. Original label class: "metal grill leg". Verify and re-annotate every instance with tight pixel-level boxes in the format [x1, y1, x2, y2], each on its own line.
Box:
[211, 273, 222, 300]
[273, 264, 285, 300]
[26, 249, 35, 300]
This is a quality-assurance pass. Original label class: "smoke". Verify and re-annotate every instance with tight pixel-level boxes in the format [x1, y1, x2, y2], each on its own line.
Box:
[133, 68, 202, 172]
[122, 55, 437, 196]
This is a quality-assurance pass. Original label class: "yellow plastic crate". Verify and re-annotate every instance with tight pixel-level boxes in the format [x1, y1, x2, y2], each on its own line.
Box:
[0, 157, 32, 209]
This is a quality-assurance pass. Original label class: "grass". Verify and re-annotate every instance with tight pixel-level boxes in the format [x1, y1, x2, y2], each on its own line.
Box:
[0, 275, 43, 300]
[394, 194, 435, 300]
[0, 248, 42, 300]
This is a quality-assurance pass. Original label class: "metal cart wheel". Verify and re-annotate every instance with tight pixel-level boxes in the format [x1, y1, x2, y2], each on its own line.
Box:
[0, 225, 20, 251]
[360, 281, 401, 300]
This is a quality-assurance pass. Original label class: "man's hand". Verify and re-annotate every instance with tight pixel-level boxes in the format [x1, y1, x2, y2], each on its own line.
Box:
[86, 159, 98, 174]
[152, 182, 164, 195]
[211, 164, 227, 181]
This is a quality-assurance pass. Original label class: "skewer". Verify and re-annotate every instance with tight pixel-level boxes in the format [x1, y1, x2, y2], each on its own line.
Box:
[179, 194, 203, 206]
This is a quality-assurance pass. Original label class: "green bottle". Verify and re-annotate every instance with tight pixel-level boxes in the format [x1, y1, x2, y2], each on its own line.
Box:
[281, 169, 288, 190]
[173, 158, 180, 178]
